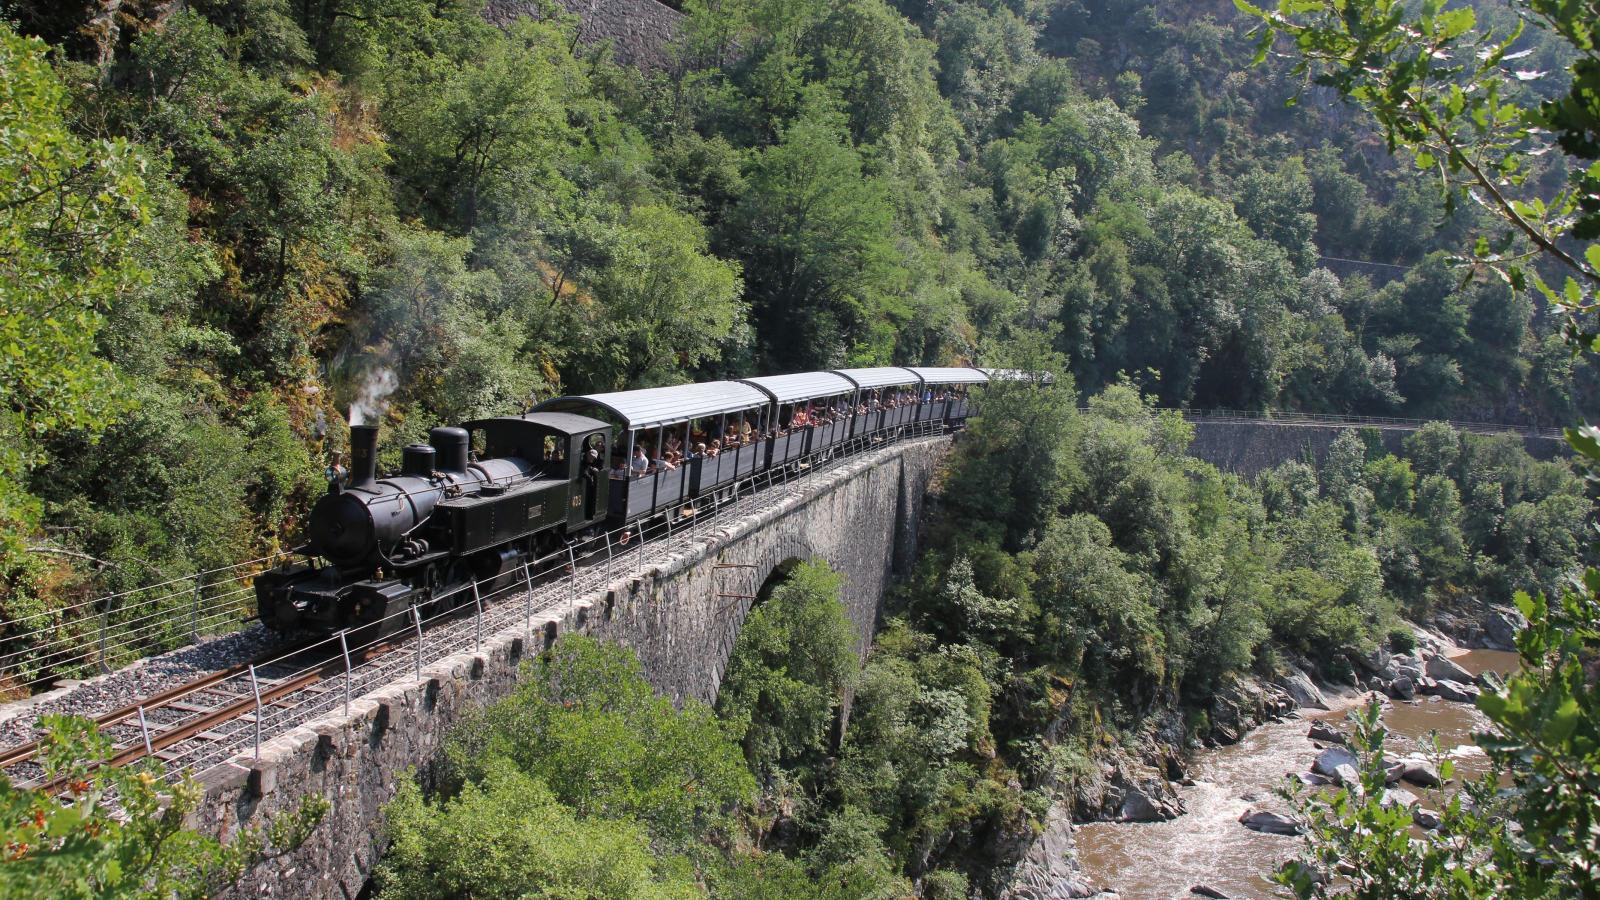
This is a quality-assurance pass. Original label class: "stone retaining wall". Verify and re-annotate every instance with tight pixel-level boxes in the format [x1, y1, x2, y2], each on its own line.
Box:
[484, 0, 682, 69]
[1186, 421, 1568, 481]
[200, 435, 951, 900]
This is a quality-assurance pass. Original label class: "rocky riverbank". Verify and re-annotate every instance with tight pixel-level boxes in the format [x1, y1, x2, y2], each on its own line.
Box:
[1000, 619, 1514, 900]
[1000, 676, 1300, 900]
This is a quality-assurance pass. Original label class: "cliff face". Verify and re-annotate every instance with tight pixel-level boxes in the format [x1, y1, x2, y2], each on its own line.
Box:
[483, 0, 682, 69]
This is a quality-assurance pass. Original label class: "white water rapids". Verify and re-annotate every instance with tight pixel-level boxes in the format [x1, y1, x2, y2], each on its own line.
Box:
[1072, 649, 1516, 899]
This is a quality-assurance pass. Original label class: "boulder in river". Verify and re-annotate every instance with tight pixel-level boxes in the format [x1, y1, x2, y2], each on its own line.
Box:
[1276, 667, 1329, 710]
[1413, 807, 1442, 829]
[1332, 764, 1363, 795]
[1119, 784, 1181, 822]
[1190, 886, 1230, 899]
[1380, 787, 1419, 808]
[1239, 809, 1302, 835]
[1384, 762, 1405, 783]
[1389, 676, 1416, 700]
[1426, 655, 1474, 683]
[1307, 721, 1347, 745]
[1434, 679, 1481, 703]
[1479, 669, 1505, 691]
[1311, 745, 1358, 777]
[1400, 760, 1441, 787]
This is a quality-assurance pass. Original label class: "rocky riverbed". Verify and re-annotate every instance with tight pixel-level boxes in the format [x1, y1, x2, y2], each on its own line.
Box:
[1002, 633, 1515, 900]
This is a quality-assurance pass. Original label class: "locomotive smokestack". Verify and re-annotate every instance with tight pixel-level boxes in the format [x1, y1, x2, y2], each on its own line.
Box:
[348, 425, 380, 490]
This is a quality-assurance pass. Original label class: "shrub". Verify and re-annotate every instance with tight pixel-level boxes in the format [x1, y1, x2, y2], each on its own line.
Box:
[1388, 628, 1417, 654]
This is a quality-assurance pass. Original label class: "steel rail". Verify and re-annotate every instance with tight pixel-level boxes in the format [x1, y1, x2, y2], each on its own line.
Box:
[0, 634, 327, 770]
[3, 424, 958, 784]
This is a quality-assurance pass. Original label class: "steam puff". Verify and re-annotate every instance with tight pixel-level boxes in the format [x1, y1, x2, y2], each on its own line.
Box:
[349, 367, 399, 426]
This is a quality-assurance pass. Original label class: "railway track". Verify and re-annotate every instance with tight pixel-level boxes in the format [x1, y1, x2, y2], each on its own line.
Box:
[0, 426, 948, 789]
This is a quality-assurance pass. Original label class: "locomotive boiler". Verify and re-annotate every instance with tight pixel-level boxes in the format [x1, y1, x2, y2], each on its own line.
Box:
[255, 412, 612, 637]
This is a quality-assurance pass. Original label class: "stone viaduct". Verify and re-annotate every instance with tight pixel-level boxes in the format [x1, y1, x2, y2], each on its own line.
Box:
[199, 435, 951, 900]
[186, 410, 1569, 900]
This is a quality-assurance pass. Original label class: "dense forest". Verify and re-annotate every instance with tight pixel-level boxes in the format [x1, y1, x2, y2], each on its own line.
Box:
[365, 367, 1592, 899]
[0, 0, 1590, 606]
[3, 0, 1599, 896]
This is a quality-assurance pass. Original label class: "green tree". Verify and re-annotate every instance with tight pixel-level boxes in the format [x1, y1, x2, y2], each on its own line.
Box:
[379, 13, 589, 232]
[1235, 0, 1599, 327]
[376, 760, 699, 900]
[0, 716, 326, 900]
[715, 559, 861, 774]
[445, 635, 755, 854]
[576, 204, 747, 391]
[729, 114, 904, 371]
[0, 25, 149, 535]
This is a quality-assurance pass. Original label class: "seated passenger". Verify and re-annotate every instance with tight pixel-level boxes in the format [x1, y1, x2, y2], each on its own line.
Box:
[709, 439, 722, 457]
[630, 446, 650, 478]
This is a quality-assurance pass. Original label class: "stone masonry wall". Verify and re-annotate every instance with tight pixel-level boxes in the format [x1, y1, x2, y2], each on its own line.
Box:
[483, 0, 682, 69]
[197, 435, 951, 900]
[1185, 421, 1568, 481]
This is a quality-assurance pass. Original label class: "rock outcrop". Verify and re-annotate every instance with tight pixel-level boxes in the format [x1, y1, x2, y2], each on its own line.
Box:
[1276, 667, 1330, 710]
[1002, 802, 1112, 900]
[1208, 677, 1294, 745]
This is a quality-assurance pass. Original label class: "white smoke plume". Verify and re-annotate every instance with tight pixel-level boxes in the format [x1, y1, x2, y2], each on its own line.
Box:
[349, 367, 399, 425]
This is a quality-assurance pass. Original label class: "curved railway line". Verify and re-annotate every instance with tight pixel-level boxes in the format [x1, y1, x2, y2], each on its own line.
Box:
[0, 425, 950, 790]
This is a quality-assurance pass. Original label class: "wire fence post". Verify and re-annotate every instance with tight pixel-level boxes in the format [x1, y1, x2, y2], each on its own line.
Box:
[248, 664, 263, 759]
[190, 574, 202, 644]
[638, 526, 645, 573]
[412, 607, 424, 684]
[472, 581, 483, 652]
[338, 629, 352, 717]
[604, 531, 613, 582]
[567, 544, 577, 605]
[97, 594, 116, 675]
[137, 705, 153, 759]
[523, 560, 534, 644]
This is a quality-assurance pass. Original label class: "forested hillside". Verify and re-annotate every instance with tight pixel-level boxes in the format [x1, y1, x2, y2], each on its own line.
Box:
[0, 0, 1586, 605]
[6, 0, 1600, 896]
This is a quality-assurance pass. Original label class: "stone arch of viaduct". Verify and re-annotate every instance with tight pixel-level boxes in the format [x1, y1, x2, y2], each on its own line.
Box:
[592, 436, 946, 705]
[204, 436, 952, 900]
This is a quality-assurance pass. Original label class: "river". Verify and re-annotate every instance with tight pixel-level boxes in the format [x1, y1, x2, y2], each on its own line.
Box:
[1072, 649, 1519, 900]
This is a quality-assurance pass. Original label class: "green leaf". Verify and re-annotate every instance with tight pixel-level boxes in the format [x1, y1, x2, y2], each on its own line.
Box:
[1541, 698, 1583, 745]
[45, 806, 81, 838]
[1565, 425, 1600, 462]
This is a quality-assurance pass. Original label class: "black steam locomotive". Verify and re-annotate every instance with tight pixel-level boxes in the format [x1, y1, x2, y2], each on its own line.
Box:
[256, 366, 994, 637]
[254, 412, 613, 638]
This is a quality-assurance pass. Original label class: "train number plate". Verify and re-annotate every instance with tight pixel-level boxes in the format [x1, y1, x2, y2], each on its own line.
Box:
[527, 504, 543, 521]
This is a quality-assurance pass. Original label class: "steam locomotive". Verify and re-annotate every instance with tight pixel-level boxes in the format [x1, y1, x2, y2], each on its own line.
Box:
[254, 412, 613, 638]
[255, 367, 993, 638]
